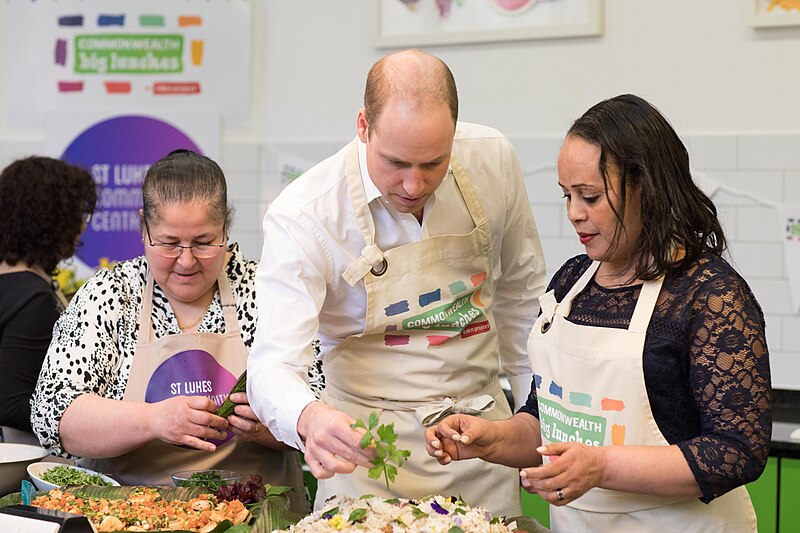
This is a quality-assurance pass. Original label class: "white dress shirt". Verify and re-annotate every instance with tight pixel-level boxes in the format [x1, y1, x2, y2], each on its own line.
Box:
[249, 122, 547, 449]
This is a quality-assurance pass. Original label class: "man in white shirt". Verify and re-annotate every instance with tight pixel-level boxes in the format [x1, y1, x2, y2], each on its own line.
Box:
[249, 49, 546, 516]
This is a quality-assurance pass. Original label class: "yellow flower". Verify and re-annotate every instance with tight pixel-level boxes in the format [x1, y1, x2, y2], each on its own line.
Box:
[55, 269, 73, 289]
[328, 515, 344, 530]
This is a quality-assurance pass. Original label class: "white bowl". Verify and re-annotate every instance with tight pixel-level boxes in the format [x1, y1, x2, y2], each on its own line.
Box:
[0, 443, 49, 495]
[27, 462, 120, 492]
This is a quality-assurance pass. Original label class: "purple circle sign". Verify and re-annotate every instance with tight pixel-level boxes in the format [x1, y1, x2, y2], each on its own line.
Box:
[61, 115, 201, 267]
[145, 349, 238, 445]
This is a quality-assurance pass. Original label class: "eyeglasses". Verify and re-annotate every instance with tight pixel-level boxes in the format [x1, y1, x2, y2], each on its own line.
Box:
[144, 218, 226, 259]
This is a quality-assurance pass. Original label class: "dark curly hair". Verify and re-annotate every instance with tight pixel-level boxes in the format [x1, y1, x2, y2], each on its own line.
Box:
[0, 156, 97, 273]
[567, 94, 726, 281]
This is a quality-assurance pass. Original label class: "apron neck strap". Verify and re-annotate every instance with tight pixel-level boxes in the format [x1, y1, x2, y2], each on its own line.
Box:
[556, 261, 600, 318]
[217, 259, 241, 335]
[555, 260, 663, 333]
[137, 255, 240, 343]
[448, 154, 489, 229]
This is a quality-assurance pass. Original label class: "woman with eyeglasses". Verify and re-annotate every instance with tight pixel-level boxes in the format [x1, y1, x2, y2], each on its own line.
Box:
[0, 156, 96, 445]
[31, 150, 308, 512]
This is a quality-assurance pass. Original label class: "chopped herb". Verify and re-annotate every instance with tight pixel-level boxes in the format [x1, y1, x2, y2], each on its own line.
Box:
[40, 465, 112, 487]
[351, 411, 412, 489]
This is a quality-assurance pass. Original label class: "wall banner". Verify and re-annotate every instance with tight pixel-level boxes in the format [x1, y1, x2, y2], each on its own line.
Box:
[46, 110, 219, 276]
[4, 0, 250, 129]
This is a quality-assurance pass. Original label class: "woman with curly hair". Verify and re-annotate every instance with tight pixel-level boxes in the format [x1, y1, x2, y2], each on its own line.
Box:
[0, 156, 96, 442]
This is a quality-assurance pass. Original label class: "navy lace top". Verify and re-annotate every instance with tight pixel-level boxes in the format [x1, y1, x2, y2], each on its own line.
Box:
[519, 253, 772, 502]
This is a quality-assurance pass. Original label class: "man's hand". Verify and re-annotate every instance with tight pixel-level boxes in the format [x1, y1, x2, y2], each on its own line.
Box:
[297, 401, 375, 479]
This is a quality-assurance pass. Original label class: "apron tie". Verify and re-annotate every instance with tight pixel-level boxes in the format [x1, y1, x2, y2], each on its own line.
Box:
[342, 244, 387, 286]
[414, 394, 496, 427]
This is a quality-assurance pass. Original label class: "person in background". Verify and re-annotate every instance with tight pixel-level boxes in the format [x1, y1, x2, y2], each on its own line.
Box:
[31, 149, 308, 513]
[426, 94, 772, 532]
[248, 49, 547, 517]
[0, 156, 96, 444]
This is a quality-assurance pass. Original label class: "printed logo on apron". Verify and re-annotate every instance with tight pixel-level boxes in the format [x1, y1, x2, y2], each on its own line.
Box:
[384, 272, 490, 347]
[145, 349, 238, 445]
[535, 386, 625, 447]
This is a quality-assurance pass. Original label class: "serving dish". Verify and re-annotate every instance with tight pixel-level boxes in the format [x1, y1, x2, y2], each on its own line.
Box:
[0, 443, 48, 495]
[27, 462, 119, 492]
[171, 468, 241, 489]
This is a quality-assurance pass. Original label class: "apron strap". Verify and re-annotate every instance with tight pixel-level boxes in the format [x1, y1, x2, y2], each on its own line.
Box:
[414, 394, 496, 427]
[449, 154, 490, 230]
[557, 261, 600, 318]
[216, 257, 242, 336]
[136, 254, 240, 344]
[628, 276, 664, 333]
[137, 270, 157, 344]
[323, 380, 502, 427]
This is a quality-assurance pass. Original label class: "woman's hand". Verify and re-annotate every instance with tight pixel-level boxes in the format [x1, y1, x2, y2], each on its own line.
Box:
[147, 395, 228, 452]
[520, 442, 606, 506]
[425, 414, 495, 464]
[226, 392, 292, 449]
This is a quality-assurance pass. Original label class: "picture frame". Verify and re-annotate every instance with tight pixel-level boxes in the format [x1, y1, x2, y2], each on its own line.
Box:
[746, 0, 800, 28]
[374, 0, 603, 48]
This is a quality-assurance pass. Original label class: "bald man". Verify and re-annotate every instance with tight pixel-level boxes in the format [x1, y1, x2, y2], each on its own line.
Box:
[249, 50, 546, 516]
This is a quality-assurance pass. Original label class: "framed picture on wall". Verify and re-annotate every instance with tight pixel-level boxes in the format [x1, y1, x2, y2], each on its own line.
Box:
[746, 0, 800, 28]
[374, 0, 603, 48]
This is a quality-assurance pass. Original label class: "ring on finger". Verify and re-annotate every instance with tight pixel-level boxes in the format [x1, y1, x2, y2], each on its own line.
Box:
[556, 488, 565, 501]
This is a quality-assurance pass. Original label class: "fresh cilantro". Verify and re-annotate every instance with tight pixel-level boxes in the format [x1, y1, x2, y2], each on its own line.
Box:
[351, 411, 412, 489]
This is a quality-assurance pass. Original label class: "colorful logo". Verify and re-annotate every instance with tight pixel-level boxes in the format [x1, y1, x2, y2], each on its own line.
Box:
[538, 397, 606, 447]
[402, 289, 486, 331]
[144, 349, 237, 445]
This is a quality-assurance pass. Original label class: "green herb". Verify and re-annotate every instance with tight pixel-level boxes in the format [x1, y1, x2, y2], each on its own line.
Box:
[411, 506, 429, 520]
[448, 527, 465, 533]
[40, 466, 112, 487]
[347, 508, 368, 523]
[351, 411, 412, 489]
[178, 470, 226, 491]
[321, 506, 339, 519]
[384, 498, 401, 504]
[216, 370, 247, 418]
[453, 507, 467, 515]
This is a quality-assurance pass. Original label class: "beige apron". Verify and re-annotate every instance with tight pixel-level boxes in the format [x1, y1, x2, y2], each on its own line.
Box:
[80, 264, 308, 513]
[529, 260, 757, 532]
[318, 142, 521, 517]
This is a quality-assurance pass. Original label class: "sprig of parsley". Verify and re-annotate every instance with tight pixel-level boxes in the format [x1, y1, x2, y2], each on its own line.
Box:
[351, 411, 412, 489]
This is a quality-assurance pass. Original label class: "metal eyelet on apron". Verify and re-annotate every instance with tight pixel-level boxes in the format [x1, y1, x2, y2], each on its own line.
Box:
[370, 258, 388, 276]
[541, 321, 552, 333]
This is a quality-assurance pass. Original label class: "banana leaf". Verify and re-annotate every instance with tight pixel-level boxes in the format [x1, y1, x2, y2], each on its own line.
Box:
[0, 484, 304, 533]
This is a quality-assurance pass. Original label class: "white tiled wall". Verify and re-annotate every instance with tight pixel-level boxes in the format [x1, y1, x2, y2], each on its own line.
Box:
[2, 132, 798, 388]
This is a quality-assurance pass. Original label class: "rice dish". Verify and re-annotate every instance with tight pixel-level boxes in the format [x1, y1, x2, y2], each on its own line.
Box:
[277, 494, 514, 532]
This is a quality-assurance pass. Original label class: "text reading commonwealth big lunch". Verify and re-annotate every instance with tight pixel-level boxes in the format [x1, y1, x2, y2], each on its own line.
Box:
[539, 402, 603, 432]
[76, 35, 182, 52]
